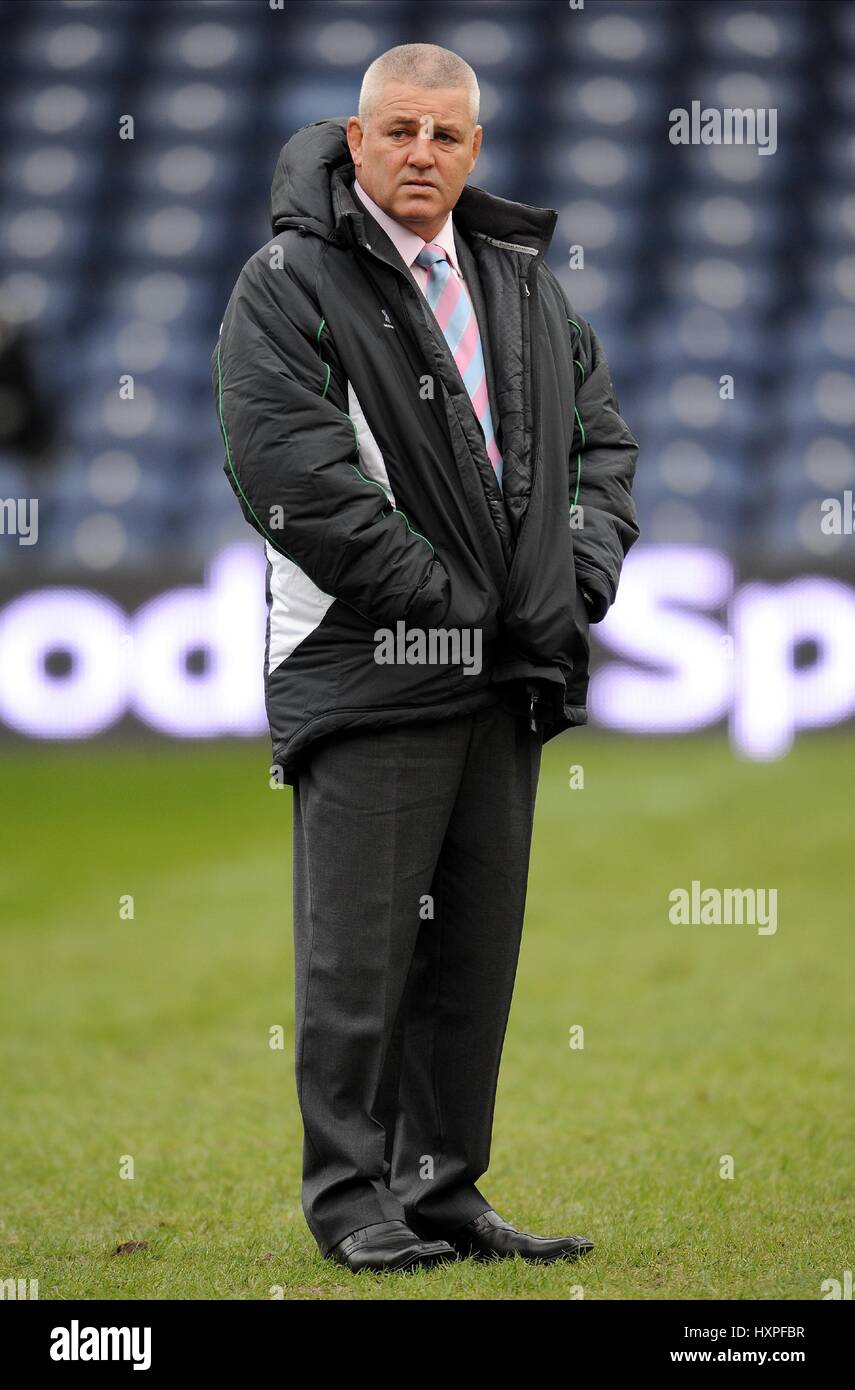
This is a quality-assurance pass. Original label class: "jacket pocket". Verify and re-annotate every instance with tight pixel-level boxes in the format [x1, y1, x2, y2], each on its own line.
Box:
[406, 556, 453, 627]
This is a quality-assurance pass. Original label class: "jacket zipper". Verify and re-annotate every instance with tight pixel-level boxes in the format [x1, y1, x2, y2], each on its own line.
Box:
[352, 221, 511, 528]
[353, 216, 546, 731]
[467, 231, 546, 732]
[472, 233, 539, 258]
[514, 259, 544, 731]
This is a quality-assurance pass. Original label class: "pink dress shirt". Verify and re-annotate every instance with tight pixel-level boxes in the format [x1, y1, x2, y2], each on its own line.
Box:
[353, 178, 463, 298]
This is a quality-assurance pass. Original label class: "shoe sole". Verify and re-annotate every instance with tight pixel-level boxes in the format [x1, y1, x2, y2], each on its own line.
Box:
[388, 1245, 458, 1273]
[330, 1243, 458, 1274]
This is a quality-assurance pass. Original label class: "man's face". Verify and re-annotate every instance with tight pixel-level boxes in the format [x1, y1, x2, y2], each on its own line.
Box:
[346, 81, 482, 240]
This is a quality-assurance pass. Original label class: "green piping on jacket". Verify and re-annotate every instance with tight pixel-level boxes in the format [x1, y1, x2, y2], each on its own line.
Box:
[219, 322, 437, 577]
[568, 319, 586, 512]
[315, 318, 437, 558]
[316, 317, 358, 453]
[348, 465, 436, 555]
[216, 341, 298, 561]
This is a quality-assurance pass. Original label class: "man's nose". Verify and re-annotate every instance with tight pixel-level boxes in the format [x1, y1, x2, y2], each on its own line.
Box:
[407, 144, 435, 169]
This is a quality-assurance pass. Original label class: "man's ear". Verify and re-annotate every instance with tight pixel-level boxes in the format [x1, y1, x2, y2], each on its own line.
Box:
[346, 116, 364, 167]
[469, 124, 483, 172]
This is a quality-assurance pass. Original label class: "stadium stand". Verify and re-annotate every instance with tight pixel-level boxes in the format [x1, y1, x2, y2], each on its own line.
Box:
[0, 0, 849, 571]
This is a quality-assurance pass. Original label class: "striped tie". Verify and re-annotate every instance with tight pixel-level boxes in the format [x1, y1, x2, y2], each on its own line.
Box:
[414, 241, 504, 488]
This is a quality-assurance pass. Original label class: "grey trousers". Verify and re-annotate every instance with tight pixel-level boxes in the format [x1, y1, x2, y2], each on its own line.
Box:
[290, 699, 543, 1256]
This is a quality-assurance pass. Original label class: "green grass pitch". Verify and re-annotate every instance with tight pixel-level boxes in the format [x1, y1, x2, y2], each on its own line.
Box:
[1, 730, 851, 1300]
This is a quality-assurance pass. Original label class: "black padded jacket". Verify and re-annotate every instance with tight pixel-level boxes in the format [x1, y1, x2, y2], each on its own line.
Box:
[213, 118, 639, 783]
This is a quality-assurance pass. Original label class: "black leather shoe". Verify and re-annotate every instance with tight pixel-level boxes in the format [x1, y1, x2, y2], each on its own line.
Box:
[421, 1209, 594, 1265]
[326, 1219, 457, 1274]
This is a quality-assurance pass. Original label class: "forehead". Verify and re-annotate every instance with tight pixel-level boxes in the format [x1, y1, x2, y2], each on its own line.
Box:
[371, 81, 473, 126]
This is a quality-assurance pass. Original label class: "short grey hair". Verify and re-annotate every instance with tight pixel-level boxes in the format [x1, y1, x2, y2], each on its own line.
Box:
[358, 43, 480, 127]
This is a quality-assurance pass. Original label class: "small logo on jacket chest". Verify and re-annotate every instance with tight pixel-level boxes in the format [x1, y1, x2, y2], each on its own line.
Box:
[380, 309, 395, 329]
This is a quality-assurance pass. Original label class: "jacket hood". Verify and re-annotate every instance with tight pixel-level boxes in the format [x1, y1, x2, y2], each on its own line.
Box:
[269, 117, 558, 253]
[270, 117, 353, 239]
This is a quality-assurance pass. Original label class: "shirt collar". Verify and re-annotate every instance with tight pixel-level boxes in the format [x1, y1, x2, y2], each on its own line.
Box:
[353, 178, 459, 274]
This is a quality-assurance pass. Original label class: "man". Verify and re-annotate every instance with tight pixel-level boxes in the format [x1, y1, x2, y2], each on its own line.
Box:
[213, 43, 639, 1274]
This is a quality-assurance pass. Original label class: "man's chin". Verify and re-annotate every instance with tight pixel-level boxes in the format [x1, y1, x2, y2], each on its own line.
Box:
[396, 188, 442, 210]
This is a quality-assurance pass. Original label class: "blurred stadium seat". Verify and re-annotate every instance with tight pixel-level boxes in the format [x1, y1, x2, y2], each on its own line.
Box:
[0, 0, 849, 571]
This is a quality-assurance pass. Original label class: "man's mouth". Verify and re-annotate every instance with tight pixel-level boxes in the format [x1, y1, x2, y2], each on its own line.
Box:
[403, 181, 435, 188]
